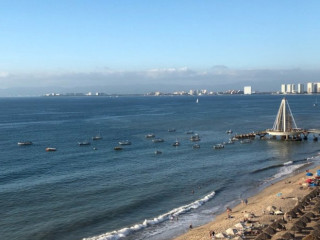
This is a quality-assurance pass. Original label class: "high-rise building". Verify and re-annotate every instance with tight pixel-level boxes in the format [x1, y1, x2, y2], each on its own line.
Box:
[281, 84, 286, 93]
[286, 84, 292, 93]
[297, 84, 304, 94]
[317, 83, 320, 93]
[244, 86, 252, 95]
[291, 84, 295, 93]
[307, 82, 315, 93]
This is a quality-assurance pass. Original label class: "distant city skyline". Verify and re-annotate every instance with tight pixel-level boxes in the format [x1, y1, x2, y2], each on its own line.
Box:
[1, 1, 320, 96]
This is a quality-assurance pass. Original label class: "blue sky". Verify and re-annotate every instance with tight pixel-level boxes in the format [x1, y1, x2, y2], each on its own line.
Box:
[0, 0, 320, 94]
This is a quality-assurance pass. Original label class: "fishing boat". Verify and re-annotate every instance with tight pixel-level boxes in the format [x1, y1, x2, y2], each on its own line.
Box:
[240, 139, 252, 144]
[186, 130, 194, 134]
[119, 140, 131, 145]
[190, 134, 200, 141]
[114, 146, 123, 150]
[78, 141, 91, 146]
[192, 144, 200, 149]
[196, 98, 199, 103]
[152, 138, 164, 143]
[46, 147, 56, 152]
[226, 129, 233, 134]
[154, 150, 162, 155]
[17, 141, 33, 146]
[92, 135, 102, 140]
[172, 140, 180, 146]
[145, 134, 155, 138]
[213, 144, 224, 149]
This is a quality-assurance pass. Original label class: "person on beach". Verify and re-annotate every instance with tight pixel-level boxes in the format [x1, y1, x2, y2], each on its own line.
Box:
[244, 199, 248, 205]
[210, 230, 215, 239]
[189, 224, 193, 229]
[226, 207, 232, 218]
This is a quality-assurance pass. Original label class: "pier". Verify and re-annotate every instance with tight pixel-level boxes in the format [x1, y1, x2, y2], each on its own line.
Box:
[233, 98, 320, 141]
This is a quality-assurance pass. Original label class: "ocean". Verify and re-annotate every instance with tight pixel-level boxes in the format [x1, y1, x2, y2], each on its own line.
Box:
[1, 95, 320, 240]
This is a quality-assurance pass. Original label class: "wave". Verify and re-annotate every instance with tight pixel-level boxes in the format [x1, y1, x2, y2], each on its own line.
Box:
[83, 191, 216, 240]
[283, 161, 293, 165]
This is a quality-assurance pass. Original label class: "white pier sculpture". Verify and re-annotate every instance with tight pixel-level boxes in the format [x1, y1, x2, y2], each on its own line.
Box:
[266, 98, 304, 140]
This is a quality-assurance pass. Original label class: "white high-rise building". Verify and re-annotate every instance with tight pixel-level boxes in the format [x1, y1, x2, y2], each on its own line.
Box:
[317, 83, 320, 93]
[281, 84, 286, 93]
[291, 84, 295, 93]
[286, 84, 292, 93]
[307, 82, 315, 93]
[244, 86, 252, 95]
[297, 84, 304, 94]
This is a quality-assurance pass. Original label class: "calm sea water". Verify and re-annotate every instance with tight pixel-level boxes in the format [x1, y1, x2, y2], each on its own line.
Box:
[1, 95, 320, 240]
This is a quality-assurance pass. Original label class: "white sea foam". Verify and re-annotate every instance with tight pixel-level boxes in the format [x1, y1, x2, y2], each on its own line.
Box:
[283, 161, 293, 166]
[273, 163, 306, 179]
[83, 191, 216, 240]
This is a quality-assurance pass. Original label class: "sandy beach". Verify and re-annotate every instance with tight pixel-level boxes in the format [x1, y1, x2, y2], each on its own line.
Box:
[173, 165, 320, 240]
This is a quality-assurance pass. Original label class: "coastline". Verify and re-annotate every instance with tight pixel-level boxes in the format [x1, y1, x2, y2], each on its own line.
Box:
[173, 164, 320, 240]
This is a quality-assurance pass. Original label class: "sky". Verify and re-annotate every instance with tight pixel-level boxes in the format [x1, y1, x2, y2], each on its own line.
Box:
[1, 0, 320, 95]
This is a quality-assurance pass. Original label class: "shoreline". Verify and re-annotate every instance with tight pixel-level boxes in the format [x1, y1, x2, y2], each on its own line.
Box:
[172, 164, 320, 240]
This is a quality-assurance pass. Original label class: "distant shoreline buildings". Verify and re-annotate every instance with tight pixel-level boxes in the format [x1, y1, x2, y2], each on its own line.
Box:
[280, 82, 320, 94]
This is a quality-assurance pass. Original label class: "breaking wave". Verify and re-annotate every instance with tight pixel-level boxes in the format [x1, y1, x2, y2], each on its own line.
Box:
[83, 191, 216, 240]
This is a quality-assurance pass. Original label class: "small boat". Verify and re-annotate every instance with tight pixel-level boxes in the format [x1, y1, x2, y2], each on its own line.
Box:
[196, 98, 199, 103]
[145, 134, 155, 138]
[226, 139, 234, 144]
[240, 139, 252, 144]
[46, 147, 56, 152]
[168, 128, 176, 132]
[172, 140, 180, 146]
[119, 140, 131, 145]
[93, 147, 98, 150]
[190, 134, 200, 141]
[154, 150, 162, 155]
[186, 130, 194, 134]
[114, 146, 123, 150]
[193, 144, 200, 149]
[314, 97, 318, 107]
[78, 141, 91, 146]
[152, 138, 164, 143]
[17, 141, 33, 146]
[92, 135, 102, 140]
[226, 129, 233, 134]
[213, 144, 224, 149]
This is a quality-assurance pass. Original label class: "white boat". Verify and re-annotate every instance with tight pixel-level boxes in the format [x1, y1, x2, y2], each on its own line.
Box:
[196, 98, 199, 103]
[145, 134, 155, 138]
[190, 134, 200, 141]
[186, 130, 194, 134]
[154, 150, 162, 155]
[17, 141, 33, 146]
[226, 129, 233, 134]
[92, 135, 102, 140]
[240, 139, 252, 144]
[213, 144, 224, 149]
[152, 138, 164, 143]
[172, 140, 180, 146]
[78, 141, 91, 146]
[119, 140, 131, 145]
[46, 147, 56, 152]
[193, 144, 200, 149]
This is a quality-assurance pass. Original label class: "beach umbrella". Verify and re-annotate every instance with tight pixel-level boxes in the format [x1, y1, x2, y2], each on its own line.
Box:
[306, 179, 313, 183]
[215, 232, 227, 239]
[306, 172, 313, 176]
[226, 228, 238, 236]
[275, 210, 284, 215]
[280, 231, 295, 240]
[310, 229, 320, 237]
[263, 226, 277, 235]
[235, 222, 246, 230]
[304, 212, 316, 219]
[266, 206, 276, 212]
[270, 221, 285, 230]
[295, 220, 307, 228]
[290, 224, 302, 232]
[300, 215, 311, 223]
[286, 210, 297, 218]
[254, 232, 271, 240]
[312, 224, 320, 231]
